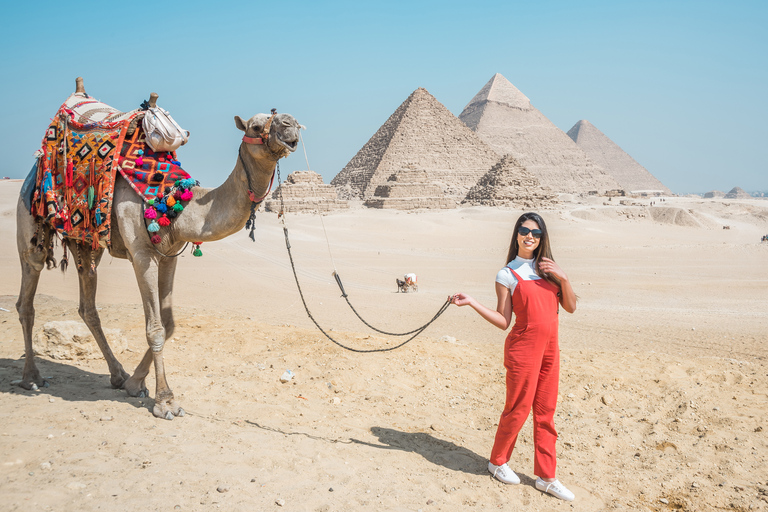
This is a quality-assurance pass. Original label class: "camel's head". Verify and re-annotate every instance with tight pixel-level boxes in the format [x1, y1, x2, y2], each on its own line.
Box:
[234, 112, 302, 159]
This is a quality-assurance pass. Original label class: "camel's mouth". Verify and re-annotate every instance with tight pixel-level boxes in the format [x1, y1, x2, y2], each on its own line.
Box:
[274, 132, 298, 152]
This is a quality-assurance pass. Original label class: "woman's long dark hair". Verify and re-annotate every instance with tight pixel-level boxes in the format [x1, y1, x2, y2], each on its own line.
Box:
[505, 212, 560, 288]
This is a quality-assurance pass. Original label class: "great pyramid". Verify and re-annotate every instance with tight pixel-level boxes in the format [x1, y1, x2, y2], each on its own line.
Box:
[459, 73, 620, 194]
[463, 155, 558, 209]
[264, 171, 348, 213]
[566, 120, 671, 194]
[331, 87, 499, 205]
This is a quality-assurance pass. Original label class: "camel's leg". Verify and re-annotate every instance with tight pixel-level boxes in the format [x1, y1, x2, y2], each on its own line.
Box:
[158, 256, 178, 339]
[15, 204, 48, 390]
[75, 248, 130, 389]
[124, 348, 151, 398]
[16, 258, 46, 390]
[123, 257, 178, 399]
[124, 252, 183, 419]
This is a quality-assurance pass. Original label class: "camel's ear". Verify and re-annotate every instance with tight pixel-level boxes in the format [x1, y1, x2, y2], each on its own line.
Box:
[234, 115, 247, 133]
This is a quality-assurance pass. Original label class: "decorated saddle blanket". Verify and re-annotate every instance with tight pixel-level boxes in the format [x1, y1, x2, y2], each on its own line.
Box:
[29, 93, 196, 249]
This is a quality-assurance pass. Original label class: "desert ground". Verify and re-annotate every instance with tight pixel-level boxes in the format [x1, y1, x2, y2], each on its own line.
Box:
[1, 179, 767, 512]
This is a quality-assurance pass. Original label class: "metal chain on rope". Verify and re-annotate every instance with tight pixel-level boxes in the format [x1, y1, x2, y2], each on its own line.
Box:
[275, 161, 451, 353]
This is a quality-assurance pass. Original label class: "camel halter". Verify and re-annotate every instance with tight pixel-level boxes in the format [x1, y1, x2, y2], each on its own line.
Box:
[238, 109, 282, 240]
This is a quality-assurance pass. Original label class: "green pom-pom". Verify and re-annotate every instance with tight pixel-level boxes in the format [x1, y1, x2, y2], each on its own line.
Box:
[192, 246, 203, 257]
[172, 203, 184, 212]
[148, 198, 155, 206]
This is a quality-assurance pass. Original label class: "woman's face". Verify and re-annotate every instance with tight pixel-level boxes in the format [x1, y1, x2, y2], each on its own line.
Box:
[516, 219, 541, 257]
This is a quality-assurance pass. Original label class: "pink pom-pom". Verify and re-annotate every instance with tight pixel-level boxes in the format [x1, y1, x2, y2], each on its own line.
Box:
[151, 234, 162, 244]
[144, 207, 157, 219]
[181, 190, 193, 201]
[136, 157, 144, 166]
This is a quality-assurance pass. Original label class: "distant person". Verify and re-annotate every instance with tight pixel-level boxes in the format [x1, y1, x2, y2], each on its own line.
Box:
[450, 212, 577, 501]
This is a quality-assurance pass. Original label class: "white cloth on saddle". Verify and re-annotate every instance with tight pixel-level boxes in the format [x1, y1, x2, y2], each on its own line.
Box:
[61, 92, 138, 124]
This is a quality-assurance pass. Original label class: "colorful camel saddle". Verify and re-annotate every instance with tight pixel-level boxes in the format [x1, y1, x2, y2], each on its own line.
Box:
[29, 92, 196, 249]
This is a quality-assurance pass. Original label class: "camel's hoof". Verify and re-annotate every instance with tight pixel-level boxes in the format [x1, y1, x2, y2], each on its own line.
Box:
[176, 408, 185, 417]
[137, 390, 148, 398]
[14, 378, 47, 390]
[164, 411, 174, 421]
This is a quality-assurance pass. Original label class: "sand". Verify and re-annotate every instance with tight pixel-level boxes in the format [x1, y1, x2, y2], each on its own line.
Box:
[1, 179, 767, 511]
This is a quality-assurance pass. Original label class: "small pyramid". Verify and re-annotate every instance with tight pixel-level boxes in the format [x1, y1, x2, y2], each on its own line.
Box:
[463, 155, 558, 208]
[567, 120, 670, 194]
[331, 88, 499, 205]
[459, 74, 620, 194]
[724, 186, 751, 199]
[264, 171, 348, 213]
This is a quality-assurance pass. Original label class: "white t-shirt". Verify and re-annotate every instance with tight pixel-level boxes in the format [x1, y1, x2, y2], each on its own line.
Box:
[495, 256, 541, 294]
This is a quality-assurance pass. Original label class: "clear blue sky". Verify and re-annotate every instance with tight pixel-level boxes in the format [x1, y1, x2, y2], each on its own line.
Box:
[1, 0, 765, 194]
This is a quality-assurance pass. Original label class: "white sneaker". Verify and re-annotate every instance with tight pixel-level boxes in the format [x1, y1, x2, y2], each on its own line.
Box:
[488, 462, 520, 484]
[535, 478, 575, 501]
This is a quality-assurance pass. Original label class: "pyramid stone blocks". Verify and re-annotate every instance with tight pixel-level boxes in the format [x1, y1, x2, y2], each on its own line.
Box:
[264, 171, 348, 214]
[331, 88, 499, 207]
[463, 155, 559, 209]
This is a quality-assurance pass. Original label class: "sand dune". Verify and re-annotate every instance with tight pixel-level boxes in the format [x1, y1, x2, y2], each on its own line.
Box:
[1, 180, 767, 511]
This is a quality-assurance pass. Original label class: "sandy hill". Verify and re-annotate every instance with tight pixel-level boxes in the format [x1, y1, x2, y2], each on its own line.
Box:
[566, 120, 671, 194]
[331, 88, 498, 206]
[459, 74, 620, 195]
[463, 155, 558, 209]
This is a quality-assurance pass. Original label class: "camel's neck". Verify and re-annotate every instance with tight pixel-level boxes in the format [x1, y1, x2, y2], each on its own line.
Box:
[172, 145, 278, 242]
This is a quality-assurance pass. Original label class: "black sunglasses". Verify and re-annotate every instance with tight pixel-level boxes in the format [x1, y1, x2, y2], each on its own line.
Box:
[517, 226, 543, 238]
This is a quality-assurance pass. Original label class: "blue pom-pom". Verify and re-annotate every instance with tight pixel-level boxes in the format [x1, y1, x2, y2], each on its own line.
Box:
[147, 220, 160, 233]
[156, 203, 168, 213]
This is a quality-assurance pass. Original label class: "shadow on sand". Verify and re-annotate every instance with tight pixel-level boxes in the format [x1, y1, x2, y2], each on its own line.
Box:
[351, 426, 489, 476]
[0, 357, 151, 413]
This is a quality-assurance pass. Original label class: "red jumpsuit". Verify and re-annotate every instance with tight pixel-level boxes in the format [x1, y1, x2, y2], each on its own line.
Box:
[490, 268, 560, 479]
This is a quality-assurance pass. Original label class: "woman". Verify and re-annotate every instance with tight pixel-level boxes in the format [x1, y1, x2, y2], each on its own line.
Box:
[450, 212, 577, 501]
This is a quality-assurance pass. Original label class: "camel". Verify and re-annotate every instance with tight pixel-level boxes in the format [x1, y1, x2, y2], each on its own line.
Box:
[15, 80, 300, 419]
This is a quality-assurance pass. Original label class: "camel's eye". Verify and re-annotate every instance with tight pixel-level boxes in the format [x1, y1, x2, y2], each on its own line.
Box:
[251, 125, 262, 133]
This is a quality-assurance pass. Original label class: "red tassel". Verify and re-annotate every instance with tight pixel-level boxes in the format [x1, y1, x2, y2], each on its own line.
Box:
[66, 160, 74, 188]
[92, 234, 99, 250]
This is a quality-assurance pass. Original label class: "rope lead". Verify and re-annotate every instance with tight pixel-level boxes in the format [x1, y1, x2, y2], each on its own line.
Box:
[275, 143, 450, 352]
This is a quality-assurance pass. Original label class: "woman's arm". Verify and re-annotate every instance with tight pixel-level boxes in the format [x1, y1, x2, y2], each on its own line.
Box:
[539, 257, 577, 313]
[450, 281, 514, 330]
